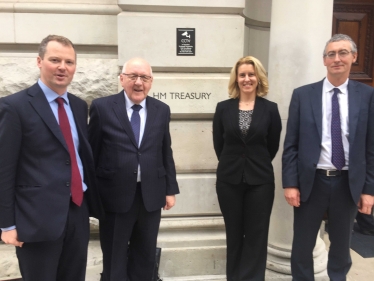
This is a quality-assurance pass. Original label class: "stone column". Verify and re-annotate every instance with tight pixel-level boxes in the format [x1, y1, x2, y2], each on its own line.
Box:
[266, 0, 334, 279]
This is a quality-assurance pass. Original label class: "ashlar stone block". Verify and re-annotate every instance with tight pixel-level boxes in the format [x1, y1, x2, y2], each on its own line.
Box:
[170, 120, 217, 172]
[151, 73, 229, 114]
[162, 173, 220, 216]
[118, 12, 245, 70]
[0, 13, 15, 43]
[14, 13, 117, 45]
[0, 57, 118, 103]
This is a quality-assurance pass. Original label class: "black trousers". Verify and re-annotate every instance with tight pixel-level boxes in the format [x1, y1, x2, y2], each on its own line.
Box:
[16, 197, 89, 281]
[216, 180, 274, 281]
[100, 185, 161, 281]
[291, 173, 357, 281]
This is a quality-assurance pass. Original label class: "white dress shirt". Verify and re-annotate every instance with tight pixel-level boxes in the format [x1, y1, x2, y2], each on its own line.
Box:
[124, 92, 147, 182]
[317, 78, 349, 170]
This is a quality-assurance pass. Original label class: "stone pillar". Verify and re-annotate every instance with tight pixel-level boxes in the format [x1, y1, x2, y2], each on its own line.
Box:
[266, 0, 334, 279]
[243, 0, 272, 69]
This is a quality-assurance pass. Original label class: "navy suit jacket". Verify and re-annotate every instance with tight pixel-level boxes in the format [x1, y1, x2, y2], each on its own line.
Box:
[213, 97, 282, 185]
[0, 83, 103, 242]
[282, 79, 374, 204]
[88, 92, 179, 213]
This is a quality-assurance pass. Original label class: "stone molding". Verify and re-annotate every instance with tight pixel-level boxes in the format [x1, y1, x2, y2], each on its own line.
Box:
[159, 217, 224, 230]
[118, 0, 245, 14]
[242, 11, 270, 28]
[0, 3, 121, 15]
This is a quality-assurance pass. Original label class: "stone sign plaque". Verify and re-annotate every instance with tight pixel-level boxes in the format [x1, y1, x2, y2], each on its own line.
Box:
[176, 28, 195, 56]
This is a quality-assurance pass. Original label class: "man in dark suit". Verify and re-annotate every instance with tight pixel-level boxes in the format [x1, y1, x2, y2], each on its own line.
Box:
[282, 34, 374, 280]
[88, 57, 179, 281]
[0, 35, 103, 281]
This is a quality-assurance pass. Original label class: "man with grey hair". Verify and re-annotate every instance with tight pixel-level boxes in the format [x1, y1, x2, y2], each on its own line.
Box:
[88, 57, 179, 280]
[283, 34, 374, 280]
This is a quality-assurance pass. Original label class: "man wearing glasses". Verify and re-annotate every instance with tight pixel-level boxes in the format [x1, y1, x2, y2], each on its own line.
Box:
[283, 34, 374, 280]
[88, 57, 179, 280]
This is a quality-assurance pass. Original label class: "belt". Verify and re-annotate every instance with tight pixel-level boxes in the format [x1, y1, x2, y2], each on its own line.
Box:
[316, 169, 348, 176]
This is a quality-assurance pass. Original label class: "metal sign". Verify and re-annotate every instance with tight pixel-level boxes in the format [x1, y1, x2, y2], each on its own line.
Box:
[176, 28, 195, 56]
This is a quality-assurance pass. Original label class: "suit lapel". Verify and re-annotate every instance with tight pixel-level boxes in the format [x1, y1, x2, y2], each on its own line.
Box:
[27, 83, 69, 152]
[310, 80, 324, 140]
[112, 91, 138, 148]
[228, 98, 242, 139]
[141, 97, 157, 147]
[348, 80, 360, 146]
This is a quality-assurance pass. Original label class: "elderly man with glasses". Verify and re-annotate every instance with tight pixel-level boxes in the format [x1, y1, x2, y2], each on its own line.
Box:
[88, 57, 179, 281]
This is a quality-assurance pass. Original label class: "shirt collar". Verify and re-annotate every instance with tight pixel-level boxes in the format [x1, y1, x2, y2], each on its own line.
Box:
[38, 79, 69, 104]
[324, 77, 349, 95]
[123, 91, 147, 111]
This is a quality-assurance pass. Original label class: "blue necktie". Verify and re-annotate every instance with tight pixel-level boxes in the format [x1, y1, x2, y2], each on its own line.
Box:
[331, 88, 345, 170]
[131, 104, 142, 146]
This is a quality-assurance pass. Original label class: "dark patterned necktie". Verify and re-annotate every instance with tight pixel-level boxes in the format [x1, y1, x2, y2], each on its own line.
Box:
[56, 98, 83, 206]
[131, 104, 142, 146]
[331, 88, 345, 170]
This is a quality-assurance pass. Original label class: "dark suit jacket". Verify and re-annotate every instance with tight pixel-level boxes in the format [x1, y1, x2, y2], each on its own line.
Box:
[213, 97, 282, 185]
[0, 83, 103, 243]
[88, 91, 179, 213]
[282, 79, 374, 203]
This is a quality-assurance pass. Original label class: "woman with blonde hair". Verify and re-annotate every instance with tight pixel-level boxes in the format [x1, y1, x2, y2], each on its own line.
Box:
[213, 56, 281, 280]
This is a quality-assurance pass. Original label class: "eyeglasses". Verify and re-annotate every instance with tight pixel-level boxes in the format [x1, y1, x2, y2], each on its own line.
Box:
[122, 73, 152, 83]
[324, 50, 353, 59]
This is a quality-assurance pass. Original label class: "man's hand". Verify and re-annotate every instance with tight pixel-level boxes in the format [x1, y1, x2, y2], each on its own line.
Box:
[163, 195, 176, 210]
[358, 194, 374, 215]
[284, 187, 301, 207]
[1, 229, 24, 247]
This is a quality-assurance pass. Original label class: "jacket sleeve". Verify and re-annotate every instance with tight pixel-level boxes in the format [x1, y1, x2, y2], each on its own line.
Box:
[267, 102, 282, 160]
[162, 106, 179, 195]
[363, 88, 374, 195]
[212, 102, 224, 160]
[88, 100, 103, 168]
[282, 89, 300, 188]
[0, 98, 21, 228]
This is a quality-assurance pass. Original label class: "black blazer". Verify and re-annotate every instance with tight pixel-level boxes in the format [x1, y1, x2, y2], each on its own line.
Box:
[213, 97, 282, 185]
[88, 92, 179, 213]
[282, 79, 374, 203]
[0, 83, 103, 243]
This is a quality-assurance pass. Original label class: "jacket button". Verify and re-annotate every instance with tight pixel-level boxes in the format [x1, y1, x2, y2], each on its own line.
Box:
[242, 154, 245, 158]
[138, 152, 141, 156]
[66, 182, 70, 187]
[133, 170, 137, 174]
[66, 160, 70, 165]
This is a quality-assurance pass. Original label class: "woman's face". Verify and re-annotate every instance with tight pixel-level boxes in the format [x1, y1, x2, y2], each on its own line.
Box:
[236, 63, 258, 97]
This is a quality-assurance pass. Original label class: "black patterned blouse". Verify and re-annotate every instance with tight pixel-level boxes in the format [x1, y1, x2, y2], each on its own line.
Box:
[239, 109, 253, 138]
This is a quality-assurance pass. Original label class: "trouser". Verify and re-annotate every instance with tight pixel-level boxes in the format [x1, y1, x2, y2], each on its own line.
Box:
[216, 180, 274, 281]
[291, 173, 357, 281]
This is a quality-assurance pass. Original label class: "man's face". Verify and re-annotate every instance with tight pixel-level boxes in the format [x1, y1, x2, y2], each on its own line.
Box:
[37, 41, 76, 95]
[323, 40, 357, 80]
[120, 59, 153, 104]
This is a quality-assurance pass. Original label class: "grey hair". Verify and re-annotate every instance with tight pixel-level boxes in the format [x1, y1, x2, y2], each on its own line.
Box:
[121, 58, 153, 76]
[323, 34, 357, 56]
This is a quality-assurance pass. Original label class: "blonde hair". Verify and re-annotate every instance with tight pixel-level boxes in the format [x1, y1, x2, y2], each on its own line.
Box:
[228, 56, 269, 98]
